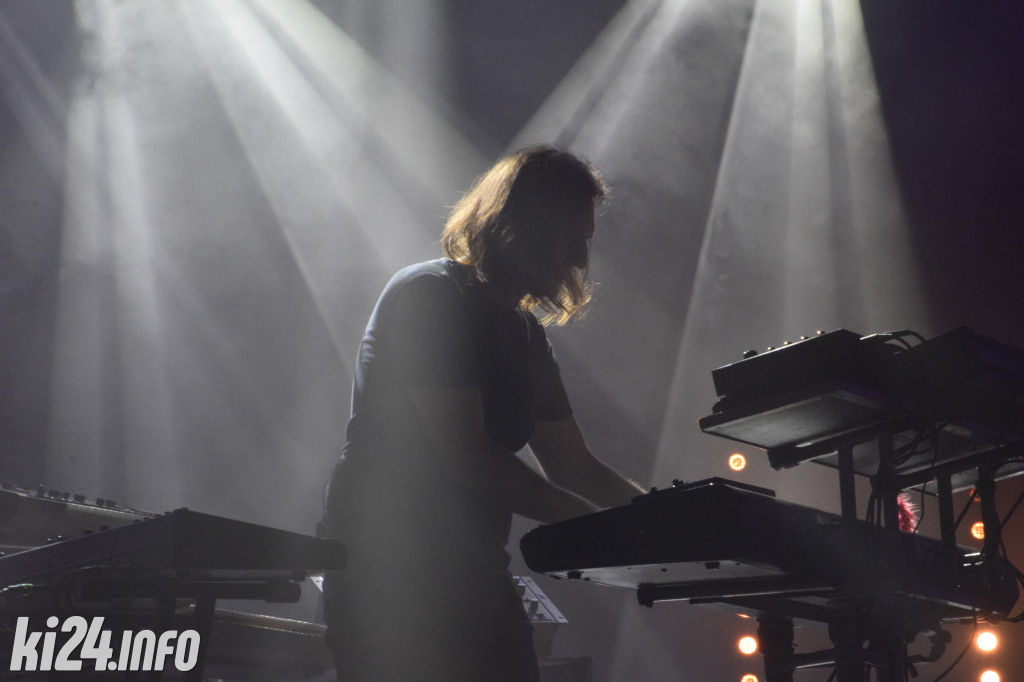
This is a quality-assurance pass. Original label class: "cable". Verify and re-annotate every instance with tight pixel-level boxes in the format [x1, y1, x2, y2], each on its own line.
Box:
[1002, 563, 1024, 622]
[0, 582, 39, 597]
[864, 329, 928, 350]
[887, 427, 933, 467]
[996, 469, 1024, 528]
[865, 489, 876, 526]
[951, 489, 977, 534]
[911, 436, 946, 535]
[889, 330, 928, 346]
[911, 484, 928, 536]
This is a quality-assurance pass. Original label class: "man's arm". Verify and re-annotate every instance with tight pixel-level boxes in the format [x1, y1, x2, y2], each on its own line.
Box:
[407, 386, 600, 523]
[528, 417, 644, 509]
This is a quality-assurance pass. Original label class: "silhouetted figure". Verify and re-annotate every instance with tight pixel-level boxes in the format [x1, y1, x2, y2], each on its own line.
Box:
[321, 146, 642, 681]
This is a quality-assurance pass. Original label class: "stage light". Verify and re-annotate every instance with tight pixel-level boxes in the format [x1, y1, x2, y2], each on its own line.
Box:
[741, 675, 759, 682]
[729, 453, 747, 471]
[980, 670, 999, 682]
[976, 631, 998, 652]
[738, 636, 758, 655]
[971, 522, 985, 540]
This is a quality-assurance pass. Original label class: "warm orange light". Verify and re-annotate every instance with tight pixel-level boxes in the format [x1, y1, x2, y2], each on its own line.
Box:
[971, 522, 986, 540]
[738, 636, 758, 655]
[729, 453, 747, 471]
[980, 670, 999, 682]
[976, 631, 998, 652]
[740, 675, 759, 682]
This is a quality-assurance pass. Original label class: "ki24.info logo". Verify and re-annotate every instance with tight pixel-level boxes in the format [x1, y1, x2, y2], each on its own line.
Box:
[9, 616, 200, 672]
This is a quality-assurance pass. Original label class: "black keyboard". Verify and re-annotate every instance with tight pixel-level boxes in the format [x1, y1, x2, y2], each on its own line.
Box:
[0, 508, 345, 586]
[521, 479, 1018, 617]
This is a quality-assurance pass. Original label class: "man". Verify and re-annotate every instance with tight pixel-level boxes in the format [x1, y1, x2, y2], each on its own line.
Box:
[322, 145, 643, 681]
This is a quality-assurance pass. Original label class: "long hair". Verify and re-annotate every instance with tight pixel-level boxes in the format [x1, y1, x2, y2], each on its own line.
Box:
[441, 146, 607, 326]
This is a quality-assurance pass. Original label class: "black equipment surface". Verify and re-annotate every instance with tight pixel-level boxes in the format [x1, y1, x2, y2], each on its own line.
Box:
[0, 509, 345, 680]
[699, 328, 1024, 488]
[203, 609, 332, 681]
[0, 483, 155, 554]
[521, 478, 1018, 617]
[0, 508, 346, 586]
[526, 327, 1024, 681]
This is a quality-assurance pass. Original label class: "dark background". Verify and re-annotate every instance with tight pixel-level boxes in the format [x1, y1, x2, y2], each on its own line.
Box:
[1, 0, 1022, 679]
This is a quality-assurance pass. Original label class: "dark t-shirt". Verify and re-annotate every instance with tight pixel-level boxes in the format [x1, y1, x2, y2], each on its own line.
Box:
[332, 259, 572, 571]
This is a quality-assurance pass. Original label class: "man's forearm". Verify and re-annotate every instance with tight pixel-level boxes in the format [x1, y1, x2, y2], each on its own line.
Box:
[562, 454, 644, 509]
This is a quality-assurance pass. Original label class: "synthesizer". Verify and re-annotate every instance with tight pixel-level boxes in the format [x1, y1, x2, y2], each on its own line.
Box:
[521, 479, 1018, 619]
[0, 507, 345, 589]
[698, 328, 1024, 486]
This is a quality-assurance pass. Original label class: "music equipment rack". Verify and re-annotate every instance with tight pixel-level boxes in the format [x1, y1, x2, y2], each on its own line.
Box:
[0, 506, 345, 680]
[523, 327, 1024, 682]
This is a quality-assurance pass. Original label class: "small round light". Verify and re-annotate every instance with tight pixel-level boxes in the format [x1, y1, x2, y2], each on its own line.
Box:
[738, 636, 758, 655]
[980, 670, 999, 682]
[741, 675, 759, 682]
[971, 522, 986, 540]
[976, 631, 998, 652]
[729, 454, 747, 471]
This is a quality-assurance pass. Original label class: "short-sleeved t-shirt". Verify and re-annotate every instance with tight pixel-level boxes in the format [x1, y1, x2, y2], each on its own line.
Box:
[336, 259, 572, 569]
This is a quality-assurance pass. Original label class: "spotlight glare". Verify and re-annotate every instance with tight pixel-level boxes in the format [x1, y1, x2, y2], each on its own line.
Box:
[741, 675, 759, 682]
[738, 636, 758, 655]
[976, 631, 998, 652]
[729, 453, 747, 471]
[971, 522, 986, 540]
[980, 670, 999, 682]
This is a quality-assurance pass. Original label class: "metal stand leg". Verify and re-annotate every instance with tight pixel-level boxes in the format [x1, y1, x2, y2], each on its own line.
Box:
[829, 610, 865, 682]
[870, 435, 901, 532]
[976, 467, 1004, 596]
[757, 616, 795, 682]
[867, 635, 907, 682]
[186, 597, 216, 682]
[837, 447, 857, 523]
[937, 473, 954, 545]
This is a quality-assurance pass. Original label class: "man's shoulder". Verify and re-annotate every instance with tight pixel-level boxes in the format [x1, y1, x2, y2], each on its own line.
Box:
[378, 260, 472, 313]
[390, 259, 458, 282]
[387, 259, 473, 292]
